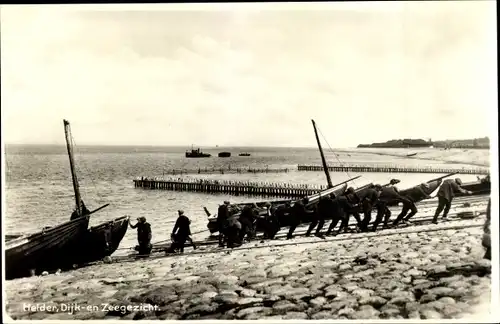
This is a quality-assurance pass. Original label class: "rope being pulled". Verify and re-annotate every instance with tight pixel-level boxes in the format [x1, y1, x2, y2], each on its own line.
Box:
[104, 221, 484, 265]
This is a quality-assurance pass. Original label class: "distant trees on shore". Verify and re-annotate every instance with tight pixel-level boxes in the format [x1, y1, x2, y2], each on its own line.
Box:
[358, 137, 490, 149]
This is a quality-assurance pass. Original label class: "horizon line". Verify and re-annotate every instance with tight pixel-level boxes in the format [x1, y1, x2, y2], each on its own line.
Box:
[3, 143, 333, 149]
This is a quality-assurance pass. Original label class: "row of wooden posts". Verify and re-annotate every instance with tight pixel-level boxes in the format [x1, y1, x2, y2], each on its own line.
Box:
[134, 178, 327, 198]
[163, 166, 289, 175]
[157, 164, 488, 175]
[297, 164, 489, 175]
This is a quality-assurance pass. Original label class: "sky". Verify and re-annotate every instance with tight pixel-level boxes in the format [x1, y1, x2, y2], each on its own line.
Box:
[1, 2, 497, 148]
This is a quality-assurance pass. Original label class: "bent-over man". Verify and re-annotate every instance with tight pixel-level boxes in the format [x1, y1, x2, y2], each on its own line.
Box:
[393, 183, 432, 226]
[130, 216, 152, 255]
[432, 178, 472, 224]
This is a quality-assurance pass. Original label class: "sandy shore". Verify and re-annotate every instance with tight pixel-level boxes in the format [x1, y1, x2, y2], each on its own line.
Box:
[5, 201, 492, 320]
[351, 148, 491, 167]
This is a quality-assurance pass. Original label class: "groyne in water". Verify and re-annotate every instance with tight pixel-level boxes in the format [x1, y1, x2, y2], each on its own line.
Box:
[133, 177, 327, 198]
[297, 164, 489, 175]
[161, 166, 289, 175]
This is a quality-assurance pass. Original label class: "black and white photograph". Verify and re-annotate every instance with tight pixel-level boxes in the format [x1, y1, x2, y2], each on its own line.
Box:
[1, 1, 497, 321]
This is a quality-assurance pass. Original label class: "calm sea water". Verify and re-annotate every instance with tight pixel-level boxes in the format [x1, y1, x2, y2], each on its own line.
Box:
[3, 144, 479, 256]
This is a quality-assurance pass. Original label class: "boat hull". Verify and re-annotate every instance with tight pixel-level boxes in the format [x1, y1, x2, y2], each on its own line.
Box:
[218, 152, 231, 157]
[61, 216, 130, 267]
[456, 179, 491, 196]
[185, 154, 211, 158]
[5, 216, 90, 280]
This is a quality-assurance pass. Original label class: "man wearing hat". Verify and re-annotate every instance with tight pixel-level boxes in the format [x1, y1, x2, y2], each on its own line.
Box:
[129, 216, 152, 255]
[265, 202, 282, 239]
[217, 201, 230, 247]
[358, 184, 383, 232]
[287, 197, 314, 240]
[224, 213, 243, 248]
[373, 182, 412, 231]
[339, 187, 363, 233]
[432, 178, 472, 224]
[392, 182, 432, 226]
[482, 198, 491, 260]
[239, 203, 258, 242]
[169, 210, 196, 253]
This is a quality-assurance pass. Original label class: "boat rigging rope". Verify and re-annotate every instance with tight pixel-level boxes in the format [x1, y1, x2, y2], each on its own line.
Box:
[69, 133, 103, 215]
[316, 126, 359, 188]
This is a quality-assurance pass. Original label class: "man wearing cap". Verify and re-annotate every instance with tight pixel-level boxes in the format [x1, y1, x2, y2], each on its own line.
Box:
[325, 193, 355, 236]
[306, 193, 336, 239]
[482, 198, 491, 260]
[373, 182, 412, 231]
[129, 216, 152, 255]
[392, 183, 432, 226]
[432, 178, 472, 224]
[358, 184, 383, 232]
[224, 213, 243, 248]
[265, 202, 282, 239]
[239, 203, 258, 242]
[217, 201, 230, 247]
[169, 210, 196, 253]
[338, 187, 363, 233]
[287, 198, 314, 240]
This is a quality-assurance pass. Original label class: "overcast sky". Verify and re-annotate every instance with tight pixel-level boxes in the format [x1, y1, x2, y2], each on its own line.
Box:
[1, 2, 497, 148]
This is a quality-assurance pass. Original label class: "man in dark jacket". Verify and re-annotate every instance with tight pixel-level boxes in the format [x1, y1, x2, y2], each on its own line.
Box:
[239, 204, 258, 242]
[306, 194, 335, 239]
[325, 194, 355, 236]
[432, 178, 472, 224]
[130, 216, 152, 255]
[225, 214, 243, 248]
[70, 200, 91, 220]
[482, 198, 491, 260]
[217, 201, 230, 247]
[392, 183, 432, 226]
[373, 185, 412, 231]
[168, 210, 196, 253]
[265, 202, 283, 239]
[359, 185, 382, 232]
[287, 198, 314, 239]
[339, 187, 363, 232]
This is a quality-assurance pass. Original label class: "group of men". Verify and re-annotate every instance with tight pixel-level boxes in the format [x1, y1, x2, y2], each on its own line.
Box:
[213, 177, 474, 245]
[128, 177, 473, 255]
[303, 177, 472, 239]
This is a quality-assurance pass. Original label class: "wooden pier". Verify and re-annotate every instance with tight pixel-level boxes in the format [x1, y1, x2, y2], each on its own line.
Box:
[133, 177, 327, 198]
[297, 164, 489, 175]
[162, 166, 289, 175]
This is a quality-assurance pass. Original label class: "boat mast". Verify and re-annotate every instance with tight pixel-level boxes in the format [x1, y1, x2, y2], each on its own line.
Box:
[63, 119, 82, 215]
[312, 119, 333, 188]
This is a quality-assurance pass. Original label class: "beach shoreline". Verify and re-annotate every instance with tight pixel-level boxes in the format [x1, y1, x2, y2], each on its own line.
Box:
[347, 148, 491, 168]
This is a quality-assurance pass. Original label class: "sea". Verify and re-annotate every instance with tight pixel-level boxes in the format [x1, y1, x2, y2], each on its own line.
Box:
[3, 144, 480, 256]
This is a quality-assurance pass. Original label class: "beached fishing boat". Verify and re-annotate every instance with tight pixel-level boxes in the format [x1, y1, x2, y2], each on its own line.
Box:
[5, 120, 129, 279]
[5, 216, 90, 279]
[186, 146, 211, 158]
[64, 215, 129, 267]
[58, 119, 129, 269]
[218, 152, 231, 157]
[455, 175, 491, 197]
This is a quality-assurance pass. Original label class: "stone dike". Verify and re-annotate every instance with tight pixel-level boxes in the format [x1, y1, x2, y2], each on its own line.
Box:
[5, 220, 491, 320]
